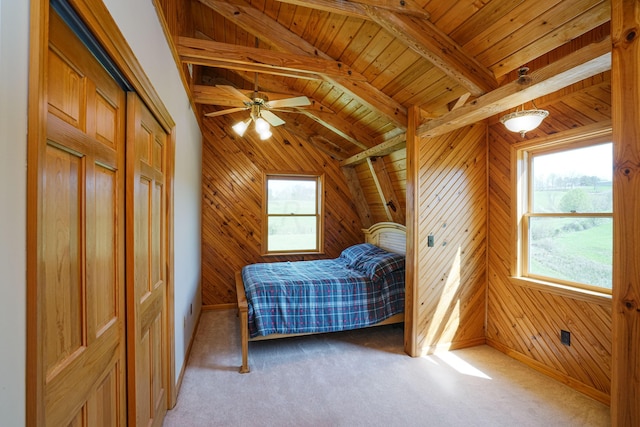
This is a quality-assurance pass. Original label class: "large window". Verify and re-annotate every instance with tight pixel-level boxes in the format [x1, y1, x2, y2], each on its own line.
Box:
[518, 141, 613, 293]
[263, 173, 324, 255]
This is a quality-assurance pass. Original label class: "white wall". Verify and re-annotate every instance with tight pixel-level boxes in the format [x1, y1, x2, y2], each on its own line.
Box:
[0, 0, 29, 424]
[0, 1, 202, 422]
[101, 0, 203, 384]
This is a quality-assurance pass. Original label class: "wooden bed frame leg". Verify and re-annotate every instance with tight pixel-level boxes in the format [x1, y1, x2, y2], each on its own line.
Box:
[236, 271, 251, 373]
[239, 308, 250, 373]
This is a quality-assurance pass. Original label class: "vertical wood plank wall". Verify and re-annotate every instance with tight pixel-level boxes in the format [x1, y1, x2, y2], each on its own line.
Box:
[486, 73, 613, 404]
[201, 117, 365, 306]
[411, 123, 488, 353]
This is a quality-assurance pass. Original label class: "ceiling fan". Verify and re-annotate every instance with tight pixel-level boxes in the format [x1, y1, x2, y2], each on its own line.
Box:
[203, 81, 311, 139]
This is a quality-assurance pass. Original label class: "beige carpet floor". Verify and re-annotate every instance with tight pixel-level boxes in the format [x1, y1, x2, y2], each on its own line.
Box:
[164, 309, 610, 427]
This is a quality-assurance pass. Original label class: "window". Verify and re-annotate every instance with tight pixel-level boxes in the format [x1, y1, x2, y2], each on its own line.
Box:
[518, 140, 613, 293]
[263, 173, 324, 255]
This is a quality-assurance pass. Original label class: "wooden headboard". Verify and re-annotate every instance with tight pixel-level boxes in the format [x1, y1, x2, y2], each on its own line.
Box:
[362, 222, 406, 255]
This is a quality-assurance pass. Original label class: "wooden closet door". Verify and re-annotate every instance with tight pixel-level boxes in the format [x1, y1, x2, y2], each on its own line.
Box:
[126, 93, 169, 427]
[40, 10, 126, 426]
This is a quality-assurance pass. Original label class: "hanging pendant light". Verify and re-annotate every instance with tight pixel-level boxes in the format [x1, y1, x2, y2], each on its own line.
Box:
[499, 67, 549, 137]
[500, 106, 548, 138]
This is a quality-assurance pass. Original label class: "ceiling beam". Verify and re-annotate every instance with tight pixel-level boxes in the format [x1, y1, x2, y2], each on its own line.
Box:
[299, 110, 371, 150]
[341, 36, 612, 166]
[279, 126, 349, 161]
[417, 37, 612, 138]
[273, 0, 430, 20]
[341, 165, 373, 228]
[178, 36, 366, 81]
[197, 70, 376, 147]
[362, 6, 498, 96]
[274, 0, 367, 19]
[340, 133, 407, 167]
[274, 0, 496, 96]
[230, 71, 376, 148]
[198, 0, 407, 130]
[367, 156, 405, 224]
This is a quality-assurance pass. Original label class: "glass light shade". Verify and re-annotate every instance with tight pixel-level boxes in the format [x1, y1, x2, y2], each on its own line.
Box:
[232, 119, 250, 137]
[259, 129, 272, 140]
[254, 117, 270, 134]
[500, 109, 549, 137]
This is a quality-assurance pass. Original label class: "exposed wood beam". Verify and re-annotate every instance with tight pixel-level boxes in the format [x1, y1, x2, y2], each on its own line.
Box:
[417, 37, 612, 138]
[198, 0, 407, 130]
[273, 0, 430, 20]
[340, 133, 406, 166]
[282, 113, 368, 151]
[367, 157, 405, 224]
[342, 36, 611, 166]
[351, 0, 429, 18]
[274, 0, 367, 19]
[448, 93, 472, 111]
[193, 84, 248, 107]
[341, 166, 373, 228]
[490, 1, 611, 79]
[362, 6, 497, 96]
[178, 37, 366, 81]
[202, 68, 377, 150]
[300, 110, 373, 150]
[184, 58, 322, 80]
[275, 0, 495, 96]
[211, 69, 377, 149]
[404, 105, 421, 357]
[278, 127, 348, 161]
[611, 0, 640, 424]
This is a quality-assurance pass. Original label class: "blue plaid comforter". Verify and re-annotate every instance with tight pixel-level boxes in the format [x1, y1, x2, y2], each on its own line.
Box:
[241, 244, 405, 338]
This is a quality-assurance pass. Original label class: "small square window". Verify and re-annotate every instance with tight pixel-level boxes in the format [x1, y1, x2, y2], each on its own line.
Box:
[263, 174, 324, 255]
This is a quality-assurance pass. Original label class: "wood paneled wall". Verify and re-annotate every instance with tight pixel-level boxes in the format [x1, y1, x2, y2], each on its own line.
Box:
[201, 116, 365, 305]
[409, 123, 487, 354]
[486, 75, 613, 404]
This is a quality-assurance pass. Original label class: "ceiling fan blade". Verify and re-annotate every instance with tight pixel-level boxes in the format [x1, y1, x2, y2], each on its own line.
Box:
[260, 110, 286, 127]
[217, 85, 253, 103]
[204, 107, 248, 118]
[269, 108, 305, 113]
[265, 96, 311, 109]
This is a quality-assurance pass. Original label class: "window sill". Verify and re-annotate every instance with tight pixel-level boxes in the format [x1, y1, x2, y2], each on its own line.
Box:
[509, 276, 612, 306]
[262, 251, 325, 257]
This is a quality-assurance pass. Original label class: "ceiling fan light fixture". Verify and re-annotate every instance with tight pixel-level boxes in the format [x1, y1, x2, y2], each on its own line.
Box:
[500, 108, 548, 137]
[232, 119, 250, 137]
[258, 129, 272, 140]
[254, 117, 270, 134]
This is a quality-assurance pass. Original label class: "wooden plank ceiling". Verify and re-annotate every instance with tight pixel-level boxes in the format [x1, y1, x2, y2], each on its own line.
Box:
[173, 0, 610, 163]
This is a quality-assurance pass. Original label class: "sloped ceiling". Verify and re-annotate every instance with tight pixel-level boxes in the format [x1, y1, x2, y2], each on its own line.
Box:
[170, 0, 610, 163]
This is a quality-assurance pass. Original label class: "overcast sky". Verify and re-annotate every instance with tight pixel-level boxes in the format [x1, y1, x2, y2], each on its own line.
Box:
[534, 142, 612, 180]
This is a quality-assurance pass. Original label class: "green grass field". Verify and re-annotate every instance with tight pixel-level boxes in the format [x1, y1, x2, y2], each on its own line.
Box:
[528, 183, 612, 289]
[529, 220, 612, 289]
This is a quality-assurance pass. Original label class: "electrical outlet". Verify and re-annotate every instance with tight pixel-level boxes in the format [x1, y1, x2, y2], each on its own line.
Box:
[560, 330, 571, 346]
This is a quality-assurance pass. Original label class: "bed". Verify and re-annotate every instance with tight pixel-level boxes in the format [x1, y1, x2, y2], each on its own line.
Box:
[235, 222, 406, 373]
